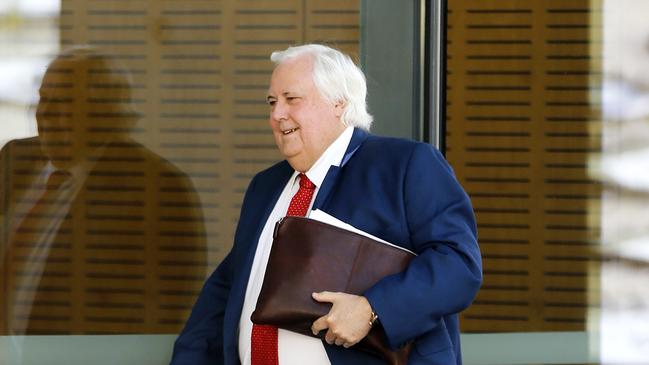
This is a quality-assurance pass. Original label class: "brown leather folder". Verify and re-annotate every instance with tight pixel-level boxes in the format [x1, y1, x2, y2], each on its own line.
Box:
[251, 216, 414, 365]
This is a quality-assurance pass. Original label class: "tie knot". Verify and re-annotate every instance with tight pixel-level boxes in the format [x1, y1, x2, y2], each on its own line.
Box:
[298, 173, 315, 190]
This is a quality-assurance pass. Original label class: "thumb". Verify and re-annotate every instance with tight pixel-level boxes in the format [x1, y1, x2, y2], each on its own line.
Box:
[312, 291, 337, 303]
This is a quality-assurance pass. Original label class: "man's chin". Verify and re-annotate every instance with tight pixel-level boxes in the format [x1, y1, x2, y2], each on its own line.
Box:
[284, 155, 313, 173]
[278, 145, 302, 160]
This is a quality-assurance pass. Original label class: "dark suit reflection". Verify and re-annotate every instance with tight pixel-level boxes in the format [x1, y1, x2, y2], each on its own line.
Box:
[0, 47, 207, 335]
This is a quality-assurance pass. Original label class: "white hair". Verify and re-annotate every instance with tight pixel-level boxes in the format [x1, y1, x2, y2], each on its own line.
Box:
[270, 44, 373, 131]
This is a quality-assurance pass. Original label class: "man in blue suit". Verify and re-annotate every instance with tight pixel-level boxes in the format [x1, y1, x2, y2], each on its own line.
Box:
[170, 44, 482, 365]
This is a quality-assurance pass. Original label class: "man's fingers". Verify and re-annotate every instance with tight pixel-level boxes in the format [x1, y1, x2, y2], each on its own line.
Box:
[311, 315, 329, 335]
[324, 329, 336, 344]
[311, 292, 370, 347]
[312, 291, 338, 303]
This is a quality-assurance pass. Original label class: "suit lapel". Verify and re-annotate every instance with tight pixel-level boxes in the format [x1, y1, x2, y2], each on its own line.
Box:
[224, 161, 294, 361]
[240, 161, 293, 278]
[312, 128, 368, 210]
[228, 161, 293, 301]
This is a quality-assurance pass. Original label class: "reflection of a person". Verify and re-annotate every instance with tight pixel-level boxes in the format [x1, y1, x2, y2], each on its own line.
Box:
[0, 46, 206, 335]
[170, 44, 481, 364]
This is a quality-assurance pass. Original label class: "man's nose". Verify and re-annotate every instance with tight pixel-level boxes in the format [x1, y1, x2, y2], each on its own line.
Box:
[270, 100, 288, 122]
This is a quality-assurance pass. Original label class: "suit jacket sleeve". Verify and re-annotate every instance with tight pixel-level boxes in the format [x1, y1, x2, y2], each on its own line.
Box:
[169, 251, 233, 365]
[363, 143, 482, 350]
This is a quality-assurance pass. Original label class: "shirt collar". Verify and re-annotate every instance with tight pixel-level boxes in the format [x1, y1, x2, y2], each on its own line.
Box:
[43, 154, 97, 183]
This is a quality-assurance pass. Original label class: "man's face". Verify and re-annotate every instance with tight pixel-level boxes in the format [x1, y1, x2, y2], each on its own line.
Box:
[267, 55, 346, 172]
[36, 54, 135, 168]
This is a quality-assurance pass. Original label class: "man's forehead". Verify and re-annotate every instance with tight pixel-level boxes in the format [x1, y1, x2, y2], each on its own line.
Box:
[39, 71, 74, 94]
[275, 54, 314, 75]
[267, 57, 314, 95]
[40, 58, 83, 89]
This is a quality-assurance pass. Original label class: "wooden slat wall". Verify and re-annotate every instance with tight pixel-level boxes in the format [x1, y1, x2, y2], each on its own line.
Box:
[1, 0, 359, 334]
[446, 0, 602, 332]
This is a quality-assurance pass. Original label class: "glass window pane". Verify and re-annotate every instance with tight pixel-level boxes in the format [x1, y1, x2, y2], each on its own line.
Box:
[0, 1, 382, 363]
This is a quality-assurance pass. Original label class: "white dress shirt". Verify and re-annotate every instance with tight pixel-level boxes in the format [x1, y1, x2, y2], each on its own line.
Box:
[238, 127, 354, 365]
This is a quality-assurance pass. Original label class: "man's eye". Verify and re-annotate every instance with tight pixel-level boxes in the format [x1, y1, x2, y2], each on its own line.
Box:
[267, 100, 276, 106]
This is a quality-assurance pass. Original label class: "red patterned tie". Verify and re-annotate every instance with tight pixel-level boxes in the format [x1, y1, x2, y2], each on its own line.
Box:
[251, 173, 316, 365]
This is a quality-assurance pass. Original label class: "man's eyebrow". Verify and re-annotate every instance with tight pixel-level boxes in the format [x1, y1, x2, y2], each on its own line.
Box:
[266, 91, 298, 101]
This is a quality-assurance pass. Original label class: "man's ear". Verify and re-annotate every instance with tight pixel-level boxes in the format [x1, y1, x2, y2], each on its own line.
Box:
[333, 100, 345, 118]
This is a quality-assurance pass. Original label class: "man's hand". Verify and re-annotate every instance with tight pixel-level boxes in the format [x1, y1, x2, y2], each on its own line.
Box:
[310, 291, 373, 348]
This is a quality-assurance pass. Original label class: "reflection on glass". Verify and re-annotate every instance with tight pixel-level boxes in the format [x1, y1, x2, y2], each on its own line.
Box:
[1, 46, 206, 335]
[2, 0, 363, 349]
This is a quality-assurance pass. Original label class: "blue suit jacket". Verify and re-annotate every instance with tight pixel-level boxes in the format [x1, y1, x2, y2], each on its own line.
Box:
[170, 129, 482, 365]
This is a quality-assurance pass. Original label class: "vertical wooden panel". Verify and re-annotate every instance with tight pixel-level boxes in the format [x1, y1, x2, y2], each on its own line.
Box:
[447, 0, 601, 332]
[306, 0, 360, 54]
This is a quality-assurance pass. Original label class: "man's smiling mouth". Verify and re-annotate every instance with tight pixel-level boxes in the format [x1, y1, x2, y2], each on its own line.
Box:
[282, 127, 300, 135]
